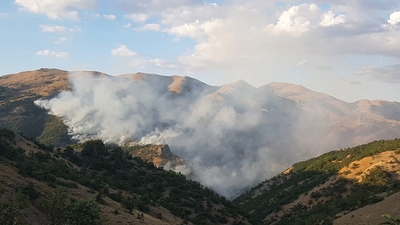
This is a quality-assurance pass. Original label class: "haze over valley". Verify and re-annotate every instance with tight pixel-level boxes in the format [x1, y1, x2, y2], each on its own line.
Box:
[2, 69, 400, 198]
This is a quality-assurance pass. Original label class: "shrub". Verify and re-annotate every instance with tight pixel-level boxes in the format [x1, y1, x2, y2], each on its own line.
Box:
[361, 166, 390, 186]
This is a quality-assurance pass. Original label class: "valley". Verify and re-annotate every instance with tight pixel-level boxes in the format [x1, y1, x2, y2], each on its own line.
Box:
[1, 69, 400, 224]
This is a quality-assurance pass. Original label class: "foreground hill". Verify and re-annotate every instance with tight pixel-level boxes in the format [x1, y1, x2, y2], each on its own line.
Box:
[0, 129, 248, 225]
[2, 68, 400, 198]
[233, 138, 400, 224]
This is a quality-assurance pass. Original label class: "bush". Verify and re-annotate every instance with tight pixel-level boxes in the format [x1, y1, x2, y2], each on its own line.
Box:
[361, 166, 390, 186]
[15, 182, 41, 200]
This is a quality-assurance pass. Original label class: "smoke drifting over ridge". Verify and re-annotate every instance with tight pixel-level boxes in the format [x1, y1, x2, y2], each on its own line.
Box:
[35, 72, 400, 198]
[34, 72, 292, 198]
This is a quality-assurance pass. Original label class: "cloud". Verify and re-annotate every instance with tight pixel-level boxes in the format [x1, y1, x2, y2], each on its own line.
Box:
[388, 11, 400, 25]
[15, 0, 96, 21]
[340, 78, 362, 85]
[87, 12, 100, 18]
[128, 58, 188, 71]
[134, 23, 161, 31]
[123, 23, 131, 28]
[296, 59, 309, 67]
[160, 2, 223, 26]
[111, 45, 137, 57]
[40, 25, 81, 33]
[164, 19, 223, 40]
[355, 64, 400, 83]
[36, 50, 70, 58]
[152, 1, 400, 80]
[267, 3, 319, 34]
[320, 11, 346, 27]
[54, 37, 68, 44]
[125, 13, 148, 22]
[129, 58, 182, 70]
[103, 14, 116, 20]
[117, 0, 202, 20]
[68, 26, 81, 32]
[40, 25, 66, 32]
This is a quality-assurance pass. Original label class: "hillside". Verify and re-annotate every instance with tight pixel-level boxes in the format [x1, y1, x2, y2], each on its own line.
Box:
[0, 128, 248, 225]
[0, 69, 71, 142]
[233, 138, 400, 225]
[2, 68, 400, 199]
[5, 128, 400, 225]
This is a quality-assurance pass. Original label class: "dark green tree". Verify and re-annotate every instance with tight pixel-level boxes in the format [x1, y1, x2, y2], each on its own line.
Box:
[64, 198, 102, 225]
[0, 185, 30, 225]
[40, 186, 69, 225]
[40, 187, 101, 225]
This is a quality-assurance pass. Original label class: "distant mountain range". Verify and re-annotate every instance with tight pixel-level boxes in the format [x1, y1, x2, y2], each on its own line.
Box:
[1, 68, 400, 199]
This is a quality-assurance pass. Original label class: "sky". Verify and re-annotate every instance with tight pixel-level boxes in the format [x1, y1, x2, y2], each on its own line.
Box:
[1, 0, 400, 102]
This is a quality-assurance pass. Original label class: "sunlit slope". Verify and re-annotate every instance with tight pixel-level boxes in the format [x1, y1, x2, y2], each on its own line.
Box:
[233, 138, 400, 225]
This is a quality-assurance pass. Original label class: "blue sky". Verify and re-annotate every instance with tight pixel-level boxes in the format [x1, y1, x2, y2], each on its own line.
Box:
[1, 0, 400, 102]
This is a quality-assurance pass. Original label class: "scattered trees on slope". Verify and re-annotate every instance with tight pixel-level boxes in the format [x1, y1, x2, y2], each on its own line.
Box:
[234, 138, 400, 225]
[0, 129, 246, 225]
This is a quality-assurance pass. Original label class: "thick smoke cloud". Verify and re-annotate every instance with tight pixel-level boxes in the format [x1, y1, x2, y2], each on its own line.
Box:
[36, 72, 397, 198]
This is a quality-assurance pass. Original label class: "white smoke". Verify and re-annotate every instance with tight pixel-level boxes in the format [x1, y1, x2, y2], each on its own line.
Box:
[35, 72, 296, 198]
[35, 72, 400, 198]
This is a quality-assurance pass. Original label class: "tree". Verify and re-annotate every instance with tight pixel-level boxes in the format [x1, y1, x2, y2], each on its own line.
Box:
[40, 186, 102, 225]
[64, 198, 102, 225]
[0, 185, 30, 225]
[64, 146, 74, 158]
[40, 186, 69, 225]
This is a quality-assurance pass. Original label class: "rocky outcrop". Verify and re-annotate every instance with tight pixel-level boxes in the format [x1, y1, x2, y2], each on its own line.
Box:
[127, 144, 186, 169]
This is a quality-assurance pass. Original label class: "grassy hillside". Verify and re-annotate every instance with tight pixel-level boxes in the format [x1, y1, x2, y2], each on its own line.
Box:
[233, 138, 400, 225]
[36, 115, 73, 147]
[0, 128, 248, 225]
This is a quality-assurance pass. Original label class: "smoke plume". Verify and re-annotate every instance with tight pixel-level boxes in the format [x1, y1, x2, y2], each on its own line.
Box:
[35, 72, 400, 198]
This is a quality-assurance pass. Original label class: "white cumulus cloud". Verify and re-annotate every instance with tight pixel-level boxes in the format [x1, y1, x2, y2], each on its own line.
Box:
[36, 50, 70, 57]
[40, 25, 66, 32]
[320, 11, 346, 27]
[103, 14, 116, 20]
[165, 19, 223, 39]
[388, 11, 400, 25]
[40, 25, 81, 33]
[111, 45, 137, 57]
[135, 23, 161, 31]
[125, 13, 148, 22]
[15, 0, 96, 21]
[268, 3, 319, 34]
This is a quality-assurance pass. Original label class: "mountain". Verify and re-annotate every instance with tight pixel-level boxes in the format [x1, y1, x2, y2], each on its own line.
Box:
[233, 138, 400, 224]
[0, 68, 108, 142]
[120, 73, 217, 96]
[2, 68, 400, 199]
